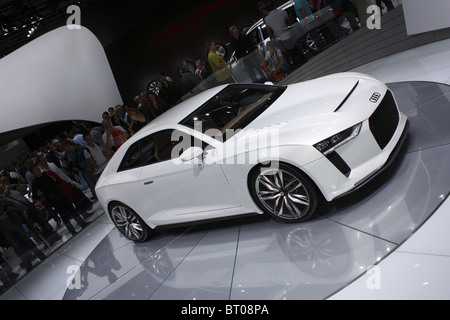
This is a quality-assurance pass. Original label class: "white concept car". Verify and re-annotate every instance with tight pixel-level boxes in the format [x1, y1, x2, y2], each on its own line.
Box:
[96, 72, 409, 242]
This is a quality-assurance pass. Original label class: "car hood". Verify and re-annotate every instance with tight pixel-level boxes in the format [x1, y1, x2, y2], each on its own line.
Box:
[258, 76, 358, 122]
[245, 73, 387, 144]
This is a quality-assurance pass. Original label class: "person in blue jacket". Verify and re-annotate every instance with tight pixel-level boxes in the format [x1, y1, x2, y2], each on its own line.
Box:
[294, 0, 313, 21]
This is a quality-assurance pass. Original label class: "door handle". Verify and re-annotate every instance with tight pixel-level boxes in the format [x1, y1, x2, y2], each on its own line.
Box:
[144, 180, 154, 185]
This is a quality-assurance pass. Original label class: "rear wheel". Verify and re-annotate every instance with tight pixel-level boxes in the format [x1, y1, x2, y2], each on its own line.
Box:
[109, 203, 152, 242]
[176, 60, 196, 78]
[305, 30, 327, 52]
[147, 79, 160, 95]
[249, 163, 319, 222]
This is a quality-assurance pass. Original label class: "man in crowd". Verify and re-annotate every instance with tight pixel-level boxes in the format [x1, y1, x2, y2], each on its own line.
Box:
[229, 25, 263, 83]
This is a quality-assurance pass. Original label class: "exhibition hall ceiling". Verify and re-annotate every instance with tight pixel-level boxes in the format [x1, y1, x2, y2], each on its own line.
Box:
[0, 0, 207, 59]
[0, 0, 265, 60]
[0, 0, 91, 58]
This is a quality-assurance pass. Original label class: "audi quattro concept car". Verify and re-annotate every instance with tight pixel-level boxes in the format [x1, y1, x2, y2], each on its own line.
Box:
[96, 72, 409, 242]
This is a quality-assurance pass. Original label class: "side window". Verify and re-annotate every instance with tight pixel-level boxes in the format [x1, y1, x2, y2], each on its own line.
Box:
[118, 135, 155, 172]
[139, 135, 157, 165]
[165, 130, 210, 160]
[153, 130, 179, 163]
[118, 129, 204, 172]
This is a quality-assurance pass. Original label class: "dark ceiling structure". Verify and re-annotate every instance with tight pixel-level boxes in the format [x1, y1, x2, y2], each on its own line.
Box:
[0, 0, 187, 59]
[0, 0, 95, 59]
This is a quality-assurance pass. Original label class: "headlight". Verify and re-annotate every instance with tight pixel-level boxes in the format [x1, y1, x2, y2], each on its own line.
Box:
[314, 123, 362, 155]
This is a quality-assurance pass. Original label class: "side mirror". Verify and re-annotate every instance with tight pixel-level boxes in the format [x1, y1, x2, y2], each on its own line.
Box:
[264, 81, 274, 85]
[179, 146, 204, 162]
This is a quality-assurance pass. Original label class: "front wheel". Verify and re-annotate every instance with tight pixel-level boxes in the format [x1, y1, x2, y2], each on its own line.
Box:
[249, 163, 319, 222]
[109, 203, 152, 242]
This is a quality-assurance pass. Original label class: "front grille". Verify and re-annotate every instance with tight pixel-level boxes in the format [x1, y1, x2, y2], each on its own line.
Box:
[369, 90, 400, 150]
[326, 151, 351, 177]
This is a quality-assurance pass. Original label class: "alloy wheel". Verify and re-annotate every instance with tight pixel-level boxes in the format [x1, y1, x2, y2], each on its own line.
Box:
[254, 165, 316, 221]
[306, 33, 318, 51]
[111, 205, 146, 241]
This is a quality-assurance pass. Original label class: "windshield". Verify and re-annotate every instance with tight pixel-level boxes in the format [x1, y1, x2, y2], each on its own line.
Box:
[179, 84, 286, 141]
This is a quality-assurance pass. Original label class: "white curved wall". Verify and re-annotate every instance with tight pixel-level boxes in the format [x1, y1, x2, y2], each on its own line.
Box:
[403, 0, 450, 35]
[0, 26, 122, 134]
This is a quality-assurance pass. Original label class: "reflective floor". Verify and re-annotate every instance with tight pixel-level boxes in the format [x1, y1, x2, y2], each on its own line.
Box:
[2, 40, 450, 300]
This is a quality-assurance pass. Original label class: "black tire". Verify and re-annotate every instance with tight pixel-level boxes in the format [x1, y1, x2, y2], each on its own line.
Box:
[300, 30, 327, 54]
[108, 202, 152, 242]
[176, 60, 196, 78]
[249, 163, 319, 222]
[147, 79, 160, 95]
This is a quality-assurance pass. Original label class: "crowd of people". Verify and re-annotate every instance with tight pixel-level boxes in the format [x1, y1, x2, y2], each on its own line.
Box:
[0, 122, 110, 289]
[150, 0, 395, 100]
[0, 89, 180, 289]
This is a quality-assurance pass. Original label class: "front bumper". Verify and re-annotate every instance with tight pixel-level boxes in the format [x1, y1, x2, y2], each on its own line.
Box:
[303, 110, 409, 202]
[333, 118, 409, 200]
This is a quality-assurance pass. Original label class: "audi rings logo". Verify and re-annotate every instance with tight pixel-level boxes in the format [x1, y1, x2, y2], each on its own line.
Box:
[369, 92, 381, 103]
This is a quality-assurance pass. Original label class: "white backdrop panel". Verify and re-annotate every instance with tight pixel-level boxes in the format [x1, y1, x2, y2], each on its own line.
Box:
[0, 26, 122, 133]
[402, 0, 450, 35]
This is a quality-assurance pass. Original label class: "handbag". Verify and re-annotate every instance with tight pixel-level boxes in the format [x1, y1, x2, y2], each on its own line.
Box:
[272, 69, 286, 81]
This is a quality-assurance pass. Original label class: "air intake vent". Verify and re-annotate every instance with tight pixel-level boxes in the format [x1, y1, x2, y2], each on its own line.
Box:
[369, 90, 400, 150]
[326, 151, 351, 177]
